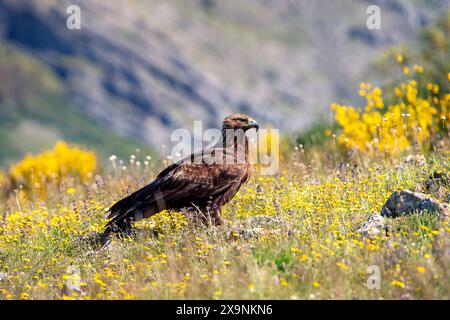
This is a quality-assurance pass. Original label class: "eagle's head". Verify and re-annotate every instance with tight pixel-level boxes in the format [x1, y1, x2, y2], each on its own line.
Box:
[222, 113, 259, 131]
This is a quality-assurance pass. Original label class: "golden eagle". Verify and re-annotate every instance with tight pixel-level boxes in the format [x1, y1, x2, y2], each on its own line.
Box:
[101, 114, 259, 240]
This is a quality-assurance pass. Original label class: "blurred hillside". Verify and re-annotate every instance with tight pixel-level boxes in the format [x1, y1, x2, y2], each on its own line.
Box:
[0, 0, 448, 166]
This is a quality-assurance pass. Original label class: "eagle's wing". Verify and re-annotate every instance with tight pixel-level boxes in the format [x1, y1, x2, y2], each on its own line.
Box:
[106, 148, 249, 231]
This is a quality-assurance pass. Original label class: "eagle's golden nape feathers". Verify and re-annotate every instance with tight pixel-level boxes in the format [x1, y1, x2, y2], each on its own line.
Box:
[100, 114, 259, 243]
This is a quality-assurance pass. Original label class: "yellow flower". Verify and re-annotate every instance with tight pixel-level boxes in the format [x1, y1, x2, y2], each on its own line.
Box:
[390, 280, 405, 288]
[413, 64, 423, 73]
[66, 188, 76, 195]
[313, 281, 321, 288]
[93, 273, 107, 287]
[20, 292, 29, 300]
[416, 267, 426, 273]
[336, 262, 348, 271]
[299, 254, 309, 262]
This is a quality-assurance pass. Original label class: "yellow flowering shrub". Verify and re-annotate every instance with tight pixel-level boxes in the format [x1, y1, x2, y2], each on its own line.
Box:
[331, 70, 450, 155]
[10, 141, 97, 186]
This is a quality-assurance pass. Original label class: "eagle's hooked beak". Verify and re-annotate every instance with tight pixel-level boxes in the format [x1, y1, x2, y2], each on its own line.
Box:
[246, 119, 259, 131]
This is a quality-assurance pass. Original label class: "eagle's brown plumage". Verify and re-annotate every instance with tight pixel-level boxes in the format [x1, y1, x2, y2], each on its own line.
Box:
[101, 113, 259, 241]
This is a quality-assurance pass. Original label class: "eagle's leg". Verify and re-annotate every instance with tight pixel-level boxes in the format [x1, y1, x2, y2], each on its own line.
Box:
[209, 204, 223, 226]
[100, 215, 134, 246]
[190, 202, 223, 226]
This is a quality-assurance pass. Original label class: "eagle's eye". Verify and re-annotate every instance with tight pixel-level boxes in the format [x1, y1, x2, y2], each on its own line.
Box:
[236, 118, 247, 123]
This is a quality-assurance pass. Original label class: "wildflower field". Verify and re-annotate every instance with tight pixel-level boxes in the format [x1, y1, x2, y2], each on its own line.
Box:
[1, 63, 450, 300]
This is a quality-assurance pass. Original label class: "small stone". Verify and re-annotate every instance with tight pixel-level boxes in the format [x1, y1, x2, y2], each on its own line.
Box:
[0, 272, 8, 282]
[405, 155, 414, 163]
[405, 154, 426, 166]
[357, 213, 387, 238]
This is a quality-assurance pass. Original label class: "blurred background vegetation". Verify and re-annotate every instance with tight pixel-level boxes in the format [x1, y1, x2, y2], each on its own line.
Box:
[0, 0, 448, 168]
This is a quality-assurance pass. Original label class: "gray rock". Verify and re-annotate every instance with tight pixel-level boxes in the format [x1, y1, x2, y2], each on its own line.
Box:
[405, 154, 426, 166]
[0, 272, 7, 282]
[381, 190, 449, 218]
[357, 213, 387, 238]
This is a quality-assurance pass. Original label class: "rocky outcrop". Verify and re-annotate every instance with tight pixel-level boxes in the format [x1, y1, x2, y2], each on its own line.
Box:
[381, 190, 449, 218]
[358, 182, 450, 238]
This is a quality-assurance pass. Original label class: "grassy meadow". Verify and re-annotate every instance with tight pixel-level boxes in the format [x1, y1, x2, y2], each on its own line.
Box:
[0, 52, 450, 300]
[0, 140, 449, 300]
